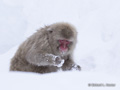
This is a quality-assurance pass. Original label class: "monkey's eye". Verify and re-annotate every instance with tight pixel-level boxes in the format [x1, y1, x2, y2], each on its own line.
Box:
[49, 31, 53, 33]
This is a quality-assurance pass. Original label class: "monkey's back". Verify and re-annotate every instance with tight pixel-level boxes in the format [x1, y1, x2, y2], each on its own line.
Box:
[10, 29, 58, 73]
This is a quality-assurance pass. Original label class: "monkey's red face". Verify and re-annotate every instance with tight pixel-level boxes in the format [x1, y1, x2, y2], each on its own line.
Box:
[59, 40, 70, 53]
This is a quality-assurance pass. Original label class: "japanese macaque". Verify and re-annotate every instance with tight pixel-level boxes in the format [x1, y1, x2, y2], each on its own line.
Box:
[10, 22, 81, 74]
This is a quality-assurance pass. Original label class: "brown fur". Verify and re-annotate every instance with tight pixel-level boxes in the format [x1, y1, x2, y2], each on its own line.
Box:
[10, 22, 81, 74]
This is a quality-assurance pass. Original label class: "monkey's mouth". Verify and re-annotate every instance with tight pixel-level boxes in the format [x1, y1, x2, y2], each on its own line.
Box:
[58, 40, 70, 52]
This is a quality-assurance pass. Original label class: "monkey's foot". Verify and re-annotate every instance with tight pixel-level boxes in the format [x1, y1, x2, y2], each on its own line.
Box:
[72, 64, 81, 71]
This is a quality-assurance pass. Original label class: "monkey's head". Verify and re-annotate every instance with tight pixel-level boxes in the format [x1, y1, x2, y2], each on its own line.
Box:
[46, 22, 77, 56]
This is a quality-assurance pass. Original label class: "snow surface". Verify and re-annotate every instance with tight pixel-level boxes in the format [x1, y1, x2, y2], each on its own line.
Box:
[0, 0, 120, 90]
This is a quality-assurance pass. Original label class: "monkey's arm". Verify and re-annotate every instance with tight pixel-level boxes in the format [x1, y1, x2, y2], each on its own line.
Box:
[62, 55, 81, 71]
[26, 48, 64, 67]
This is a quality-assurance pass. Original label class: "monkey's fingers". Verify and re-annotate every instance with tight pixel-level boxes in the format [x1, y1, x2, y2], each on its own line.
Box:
[54, 57, 65, 67]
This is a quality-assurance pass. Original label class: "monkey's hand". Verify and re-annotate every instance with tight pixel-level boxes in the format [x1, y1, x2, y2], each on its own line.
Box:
[45, 54, 64, 67]
[54, 56, 64, 67]
[72, 64, 81, 71]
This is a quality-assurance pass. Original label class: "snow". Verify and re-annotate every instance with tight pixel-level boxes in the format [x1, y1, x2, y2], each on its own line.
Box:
[0, 0, 120, 90]
[0, 71, 120, 90]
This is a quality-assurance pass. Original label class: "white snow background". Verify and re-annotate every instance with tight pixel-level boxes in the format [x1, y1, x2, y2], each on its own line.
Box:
[0, 0, 120, 90]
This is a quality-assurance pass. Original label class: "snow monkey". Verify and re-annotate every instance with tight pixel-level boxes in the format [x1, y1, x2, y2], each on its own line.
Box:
[10, 22, 81, 74]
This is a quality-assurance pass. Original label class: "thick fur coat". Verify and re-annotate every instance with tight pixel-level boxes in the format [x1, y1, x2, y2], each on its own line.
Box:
[10, 22, 80, 74]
